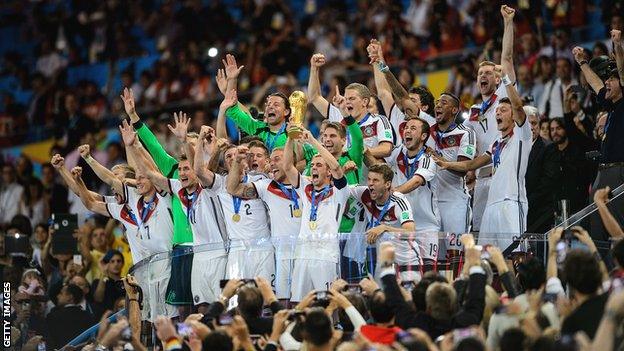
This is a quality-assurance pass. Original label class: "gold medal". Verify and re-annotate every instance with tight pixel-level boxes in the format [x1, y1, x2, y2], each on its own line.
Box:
[293, 208, 302, 218]
[309, 221, 317, 230]
[232, 213, 241, 222]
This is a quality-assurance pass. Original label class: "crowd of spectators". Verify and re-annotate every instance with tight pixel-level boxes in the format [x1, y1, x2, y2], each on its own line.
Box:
[0, 0, 622, 146]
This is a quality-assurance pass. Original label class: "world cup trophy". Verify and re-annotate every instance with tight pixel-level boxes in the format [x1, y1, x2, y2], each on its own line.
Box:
[288, 91, 307, 139]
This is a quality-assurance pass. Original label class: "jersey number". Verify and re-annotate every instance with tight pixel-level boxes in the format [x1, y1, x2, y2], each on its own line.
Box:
[244, 204, 252, 215]
[448, 233, 462, 247]
[429, 243, 438, 256]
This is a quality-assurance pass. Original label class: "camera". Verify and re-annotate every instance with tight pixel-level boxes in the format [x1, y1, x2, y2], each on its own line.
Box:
[345, 284, 362, 294]
[288, 310, 306, 321]
[176, 323, 193, 338]
[120, 326, 132, 341]
[217, 313, 234, 326]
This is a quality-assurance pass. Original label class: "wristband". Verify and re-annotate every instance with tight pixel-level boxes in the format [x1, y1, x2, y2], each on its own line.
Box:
[501, 74, 513, 86]
[85, 155, 94, 163]
[579, 60, 588, 66]
[377, 61, 390, 73]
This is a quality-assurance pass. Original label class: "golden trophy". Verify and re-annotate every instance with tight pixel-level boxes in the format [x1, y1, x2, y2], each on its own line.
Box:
[288, 90, 307, 139]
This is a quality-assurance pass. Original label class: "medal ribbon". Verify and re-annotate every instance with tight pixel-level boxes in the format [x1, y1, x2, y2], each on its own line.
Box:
[434, 123, 456, 152]
[309, 185, 331, 222]
[233, 174, 248, 216]
[480, 93, 497, 116]
[492, 133, 512, 169]
[403, 147, 426, 178]
[266, 123, 287, 152]
[368, 197, 392, 229]
[276, 182, 299, 210]
[186, 188, 198, 223]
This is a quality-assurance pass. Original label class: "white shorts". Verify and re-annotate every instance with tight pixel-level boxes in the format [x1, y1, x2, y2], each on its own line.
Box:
[472, 177, 491, 231]
[137, 258, 178, 321]
[479, 200, 528, 252]
[291, 259, 338, 302]
[439, 200, 472, 248]
[417, 230, 441, 262]
[191, 251, 227, 305]
[275, 258, 294, 299]
[226, 249, 275, 281]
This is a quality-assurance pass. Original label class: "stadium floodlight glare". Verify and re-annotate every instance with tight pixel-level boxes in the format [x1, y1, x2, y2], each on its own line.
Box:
[460, 111, 469, 122]
[208, 47, 218, 58]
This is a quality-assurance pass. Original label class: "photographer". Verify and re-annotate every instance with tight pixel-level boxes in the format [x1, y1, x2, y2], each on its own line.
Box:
[573, 30, 624, 248]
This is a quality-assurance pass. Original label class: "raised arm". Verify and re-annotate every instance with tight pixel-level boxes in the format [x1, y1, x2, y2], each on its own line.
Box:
[226, 152, 258, 199]
[434, 153, 492, 172]
[368, 39, 395, 114]
[120, 120, 160, 178]
[193, 126, 218, 187]
[71, 167, 110, 217]
[503, 64, 527, 126]
[223, 54, 244, 98]
[573, 46, 605, 93]
[78, 144, 124, 195]
[122, 88, 178, 177]
[612, 30, 624, 86]
[500, 5, 516, 83]
[145, 170, 170, 193]
[217, 89, 238, 139]
[307, 53, 331, 117]
[302, 129, 343, 179]
[282, 131, 301, 186]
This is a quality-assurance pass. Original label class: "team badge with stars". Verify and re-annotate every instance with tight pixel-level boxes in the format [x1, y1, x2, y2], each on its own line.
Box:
[364, 126, 374, 137]
[447, 137, 456, 146]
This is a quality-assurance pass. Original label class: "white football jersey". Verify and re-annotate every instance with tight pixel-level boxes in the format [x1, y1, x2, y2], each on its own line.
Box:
[252, 178, 302, 238]
[168, 179, 227, 249]
[386, 146, 441, 233]
[485, 119, 532, 205]
[123, 185, 173, 255]
[426, 123, 476, 202]
[328, 104, 394, 149]
[294, 175, 350, 262]
[105, 202, 148, 263]
[465, 84, 509, 158]
[388, 104, 436, 145]
[210, 174, 271, 244]
[349, 187, 419, 264]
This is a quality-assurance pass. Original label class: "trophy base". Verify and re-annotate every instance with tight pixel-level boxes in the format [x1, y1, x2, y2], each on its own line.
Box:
[287, 126, 303, 139]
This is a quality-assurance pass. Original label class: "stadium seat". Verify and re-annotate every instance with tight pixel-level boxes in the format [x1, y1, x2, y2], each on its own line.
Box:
[66, 63, 110, 90]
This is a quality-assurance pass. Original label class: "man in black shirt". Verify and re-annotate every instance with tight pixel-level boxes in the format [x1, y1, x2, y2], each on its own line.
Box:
[561, 250, 608, 339]
[572, 31, 624, 251]
[46, 284, 94, 350]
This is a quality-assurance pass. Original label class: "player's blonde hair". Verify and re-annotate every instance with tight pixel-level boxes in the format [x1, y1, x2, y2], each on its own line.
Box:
[345, 83, 372, 100]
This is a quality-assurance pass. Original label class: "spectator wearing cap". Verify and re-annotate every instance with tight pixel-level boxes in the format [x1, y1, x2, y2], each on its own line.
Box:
[46, 284, 93, 350]
[573, 31, 624, 250]
[91, 249, 125, 314]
